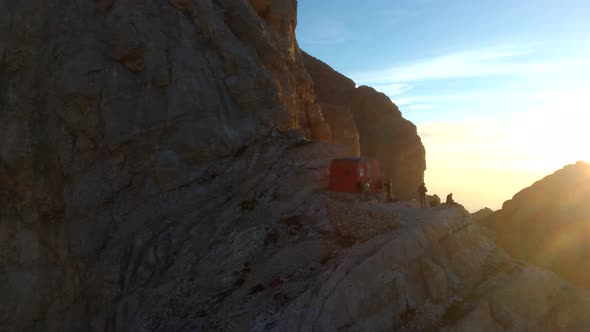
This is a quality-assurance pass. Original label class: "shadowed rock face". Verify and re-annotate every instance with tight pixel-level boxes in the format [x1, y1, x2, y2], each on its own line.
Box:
[0, 0, 328, 330]
[351, 86, 426, 199]
[3, 1, 590, 331]
[302, 52, 360, 156]
[488, 161, 590, 288]
[471, 207, 494, 222]
[303, 52, 426, 199]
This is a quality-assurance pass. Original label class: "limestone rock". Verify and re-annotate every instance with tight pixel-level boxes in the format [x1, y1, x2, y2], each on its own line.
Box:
[302, 51, 356, 106]
[421, 258, 449, 302]
[351, 85, 426, 199]
[274, 205, 590, 331]
[471, 207, 494, 222]
[303, 51, 360, 156]
[303, 53, 426, 199]
[2, 1, 590, 331]
[488, 161, 590, 288]
[0, 0, 326, 329]
[320, 104, 360, 156]
[326, 199, 400, 241]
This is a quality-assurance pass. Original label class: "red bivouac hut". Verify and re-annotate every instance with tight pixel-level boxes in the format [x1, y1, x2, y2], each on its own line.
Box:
[329, 157, 383, 193]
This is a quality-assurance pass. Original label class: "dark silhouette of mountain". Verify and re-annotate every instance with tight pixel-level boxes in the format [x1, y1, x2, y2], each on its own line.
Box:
[488, 161, 590, 288]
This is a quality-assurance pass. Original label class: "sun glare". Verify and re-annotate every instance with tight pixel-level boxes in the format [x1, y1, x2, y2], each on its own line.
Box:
[510, 101, 590, 170]
[420, 92, 590, 212]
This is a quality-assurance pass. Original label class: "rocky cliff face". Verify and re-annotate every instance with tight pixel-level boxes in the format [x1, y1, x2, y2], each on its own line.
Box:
[303, 52, 426, 199]
[5, 130, 590, 331]
[2, 1, 589, 331]
[0, 0, 328, 329]
[488, 161, 590, 289]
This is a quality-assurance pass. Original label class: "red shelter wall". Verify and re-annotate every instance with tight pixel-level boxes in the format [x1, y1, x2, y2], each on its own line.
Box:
[329, 158, 382, 193]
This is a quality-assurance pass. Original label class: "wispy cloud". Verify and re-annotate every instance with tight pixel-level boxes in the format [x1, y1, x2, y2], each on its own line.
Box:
[347, 44, 590, 111]
[392, 96, 422, 106]
[350, 45, 561, 84]
[405, 104, 436, 111]
[394, 84, 590, 107]
[372, 83, 412, 96]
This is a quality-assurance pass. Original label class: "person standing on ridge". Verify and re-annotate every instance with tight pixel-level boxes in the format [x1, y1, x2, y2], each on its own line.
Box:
[418, 183, 428, 208]
[362, 180, 371, 201]
[384, 178, 393, 202]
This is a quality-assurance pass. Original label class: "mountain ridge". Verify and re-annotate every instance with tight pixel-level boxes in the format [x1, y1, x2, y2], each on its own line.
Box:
[1, 1, 590, 331]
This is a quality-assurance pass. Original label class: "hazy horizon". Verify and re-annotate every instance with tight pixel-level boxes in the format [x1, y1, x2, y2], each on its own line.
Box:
[297, 0, 590, 211]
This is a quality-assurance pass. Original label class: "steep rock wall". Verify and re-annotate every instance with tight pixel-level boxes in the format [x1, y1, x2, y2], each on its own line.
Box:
[2, 1, 588, 331]
[0, 0, 328, 330]
[488, 161, 590, 289]
[302, 52, 359, 156]
[351, 85, 426, 199]
[303, 52, 426, 199]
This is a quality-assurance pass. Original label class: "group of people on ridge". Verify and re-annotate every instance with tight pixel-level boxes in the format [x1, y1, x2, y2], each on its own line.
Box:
[359, 179, 456, 208]
[418, 182, 455, 208]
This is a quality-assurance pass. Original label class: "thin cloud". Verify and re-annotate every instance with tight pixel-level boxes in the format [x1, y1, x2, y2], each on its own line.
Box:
[392, 96, 422, 106]
[405, 104, 436, 111]
[350, 45, 563, 84]
[371, 83, 412, 96]
[399, 84, 590, 105]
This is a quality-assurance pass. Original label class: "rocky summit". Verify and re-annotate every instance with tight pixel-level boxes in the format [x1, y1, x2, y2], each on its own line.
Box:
[1, 1, 590, 331]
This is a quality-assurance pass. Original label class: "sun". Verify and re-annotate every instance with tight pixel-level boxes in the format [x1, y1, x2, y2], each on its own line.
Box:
[505, 105, 590, 171]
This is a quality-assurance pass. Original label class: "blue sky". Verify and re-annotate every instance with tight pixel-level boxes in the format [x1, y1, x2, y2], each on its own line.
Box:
[297, 0, 590, 211]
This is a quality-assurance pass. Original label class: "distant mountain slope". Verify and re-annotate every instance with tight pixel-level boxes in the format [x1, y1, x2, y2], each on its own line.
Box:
[488, 161, 590, 288]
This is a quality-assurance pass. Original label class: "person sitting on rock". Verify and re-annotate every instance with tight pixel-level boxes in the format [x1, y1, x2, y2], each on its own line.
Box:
[418, 183, 428, 208]
[446, 193, 455, 205]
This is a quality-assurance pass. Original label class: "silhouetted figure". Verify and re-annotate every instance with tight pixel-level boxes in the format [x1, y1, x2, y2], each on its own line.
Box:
[418, 183, 428, 208]
[446, 193, 455, 205]
[384, 178, 394, 202]
[362, 181, 371, 201]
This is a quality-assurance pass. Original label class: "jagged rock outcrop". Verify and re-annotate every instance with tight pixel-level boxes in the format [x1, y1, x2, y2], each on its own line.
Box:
[303, 52, 426, 199]
[275, 204, 590, 331]
[488, 161, 590, 289]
